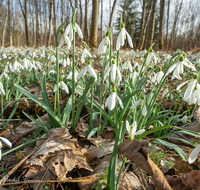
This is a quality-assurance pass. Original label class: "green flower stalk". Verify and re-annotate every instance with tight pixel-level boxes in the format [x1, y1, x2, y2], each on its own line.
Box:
[72, 9, 77, 129]
[55, 23, 66, 119]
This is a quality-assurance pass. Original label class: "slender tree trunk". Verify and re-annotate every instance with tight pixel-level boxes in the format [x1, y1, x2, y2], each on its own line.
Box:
[109, 0, 118, 31]
[159, 0, 165, 49]
[8, 0, 13, 46]
[2, 0, 8, 46]
[79, 0, 83, 41]
[165, 0, 170, 49]
[138, 0, 147, 49]
[139, 1, 153, 50]
[170, 0, 183, 48]
[101, 0, 103, 40]
[90, 0, 99, 47]
[48, 0, 53, 46]
[149, 0, 157, 47]
[44, 2, 48, 46]
[84, 0, 89, 43]
[53, 0, 57, 44]
[35, 0, 40, 47]
[61, 0, 64, 23]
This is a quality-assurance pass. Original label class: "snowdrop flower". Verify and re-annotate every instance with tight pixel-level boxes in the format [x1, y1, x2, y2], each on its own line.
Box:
[0, 137, 12, 160]
[166, 55, 195, 80]
[63, 56, 71, 67]
[53, 78, 69, 93]
[67, 69, 78, 82]
[81, 47, 92, 63]
[122, 60, 133, 72]
[58, 30, 71, 49]
[162, 87, 169, 98]
[182, 115, 188, 123]
[49, 69, 56, 74]
[116, 23, 133, 50]
[189, 144, 200, 164]
[51, 55, 56, 63]
[41, 51, 45, 58]
[126, 121, 145, 140]
[131, 69, 138, 85]
[98, 32, 110, 54]
[105, 88, 124, 110]
[0, 71, 9, 79]
[156, 67, 164, 84]
[77, 61, 97, 81]
[146, 48, 157, 66]
[65, 22, 83, 42]
[104, 59, 122, 85]
[177, 75, 200, 105]
[11, 60, 23, 72]
[0, 82, 5, 95]
[131, 97, 147, 116]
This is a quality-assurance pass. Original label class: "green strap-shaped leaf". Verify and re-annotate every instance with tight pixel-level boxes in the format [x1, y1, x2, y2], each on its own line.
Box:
[14, 84, 62, 128]
[154, 139, 187, 161]
[41, 75, 59, 128]
[62, 95, 72, 126]
[74, 77, 95, 128]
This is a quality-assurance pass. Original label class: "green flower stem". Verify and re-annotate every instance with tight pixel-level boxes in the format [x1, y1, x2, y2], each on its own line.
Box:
[15, 72, 20, 101]
[116, 156, 127, 189]
[89, 83, 94, 132]
[72, 25, 76, 129]
[2, 138, 47, 158]
[107, 121, 123, 190]
[1, 94, 4, 128]
[5, 78, 8, 101]
[98, 56, 107, 135]
[72, 8, 77, 130]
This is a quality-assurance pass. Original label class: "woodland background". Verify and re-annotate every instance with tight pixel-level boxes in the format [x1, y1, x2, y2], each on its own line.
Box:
[0, 0, 200, 51]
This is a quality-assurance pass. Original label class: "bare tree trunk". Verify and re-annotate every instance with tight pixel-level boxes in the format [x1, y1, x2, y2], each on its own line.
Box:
[159, 0, 165, 49]
[170, 0, 183, 48]
[32, 6, 35, 46]
[19, 0, 30, 46]
[8, 0, 13, 46]
[35, 0, 40, 47]
[44, 2, 48, 46]
[84, 0, 89, 43]
[149, 0, 157, 47]
[79, 0, 83, 41]
[109, 0, 118, 31]
[61, 0, 64, 23]
[47, 0, 53, 46]
[139, 1, 153, 50]
[2, 0, 8, 46]
[138, 0, 147, 49]
[101, 0, 103, 40]
[90, 0, 99, 47]
[165, 0, 170, 49]
[53, 0, 57, 44]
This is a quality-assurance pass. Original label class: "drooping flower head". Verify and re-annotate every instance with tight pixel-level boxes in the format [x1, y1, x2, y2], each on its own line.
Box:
[116, 23, 133, 51]
[77, 60, 97, 81]
[0, 137, 12, 160]
[166, 55, 196, 80]
[98, 32, 110, 54]
[58, 29, 71, 49]
[53, 78, 69, 93]
[104, 59, 122, 85]
[105, 87, 124, 110]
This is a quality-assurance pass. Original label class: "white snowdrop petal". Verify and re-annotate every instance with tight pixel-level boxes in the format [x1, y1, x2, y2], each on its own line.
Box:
[189, 145, 200, 164]
[0, 137, 12, 147]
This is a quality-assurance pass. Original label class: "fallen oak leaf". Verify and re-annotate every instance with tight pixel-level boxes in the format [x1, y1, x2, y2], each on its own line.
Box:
[119, 139, 172, 190]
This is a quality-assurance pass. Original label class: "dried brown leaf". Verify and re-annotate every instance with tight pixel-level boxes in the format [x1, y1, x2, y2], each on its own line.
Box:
[119, 139, 172, 190]
[23, 128, 93, 179]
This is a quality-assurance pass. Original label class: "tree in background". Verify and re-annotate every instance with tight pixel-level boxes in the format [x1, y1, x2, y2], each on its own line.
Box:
[90, 0, 99, 47]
